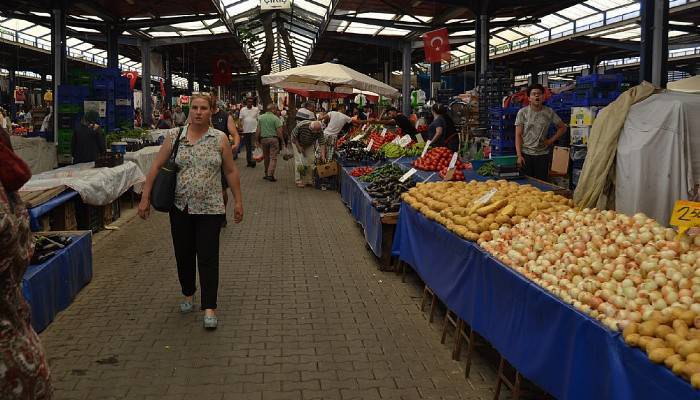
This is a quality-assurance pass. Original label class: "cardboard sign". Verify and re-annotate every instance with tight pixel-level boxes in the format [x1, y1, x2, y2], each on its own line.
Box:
[399, 168, 418, 183]
[415, 133, 424, 144]
[670, 200, 700, 238]
[442, 153, 459, 181]
[551, 146, 570, 176]
[398, 135, 412, 148]
[350, 134, 364, 142]
[365, 139, 374, 152]
[420, 140, 432, 157]
[391, 136, 401, 144]
[381, 128, 387, 137]
[474, 188, 498, 207]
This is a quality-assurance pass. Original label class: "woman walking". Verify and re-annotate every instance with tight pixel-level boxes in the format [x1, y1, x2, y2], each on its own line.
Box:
[138, 93, 243, 329]
[0, 126, 53, 399]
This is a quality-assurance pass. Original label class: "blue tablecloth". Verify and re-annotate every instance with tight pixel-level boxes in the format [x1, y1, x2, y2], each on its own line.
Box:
[22, 231, 93, 333]
[391, 203, 697, 400]
[339, 167, 383, 257]
[28, 190, 80, 231]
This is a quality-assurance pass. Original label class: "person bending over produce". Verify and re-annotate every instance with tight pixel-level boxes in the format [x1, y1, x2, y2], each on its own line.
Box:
[515, 83, 567, 181]
[291, 120, 325, 188]
[370, 107, 418, 139]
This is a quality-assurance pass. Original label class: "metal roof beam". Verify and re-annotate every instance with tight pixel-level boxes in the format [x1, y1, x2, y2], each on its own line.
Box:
[668, 23, 700, 35]
[151, 33, 235, 46]
[119, 14, 220, 29]
[570, 37, 639, 52]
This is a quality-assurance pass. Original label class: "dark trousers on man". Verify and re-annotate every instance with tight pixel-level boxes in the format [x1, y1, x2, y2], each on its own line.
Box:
[169, 207, 222, 310]
[522, 153, 551, 182]
[239, 132, 255, 165]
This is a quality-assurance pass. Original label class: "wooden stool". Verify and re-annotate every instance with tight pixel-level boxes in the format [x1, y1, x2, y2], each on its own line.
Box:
[494, 356, 522, 400]
[440, 309, 461, 360]
[457, 321, 477, 379]
[420, 285, 438, 323]
[395, 260, 408, 282]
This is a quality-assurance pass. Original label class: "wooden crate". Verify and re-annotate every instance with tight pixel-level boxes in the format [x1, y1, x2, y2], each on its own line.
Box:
[315, 161, 339, 178]
[49, 201, 77, 231]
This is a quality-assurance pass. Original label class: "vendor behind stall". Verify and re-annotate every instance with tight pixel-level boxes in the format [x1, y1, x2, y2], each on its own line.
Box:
[71, 110, 106, 164]
[515, 83, 567, 181]
[371, 107, 418, 139]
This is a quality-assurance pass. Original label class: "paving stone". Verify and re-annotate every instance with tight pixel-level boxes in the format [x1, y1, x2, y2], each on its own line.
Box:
[39, 158, 498, 399]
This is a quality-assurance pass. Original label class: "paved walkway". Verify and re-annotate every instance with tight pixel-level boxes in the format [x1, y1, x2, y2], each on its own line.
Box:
[39, 156, 498, 400]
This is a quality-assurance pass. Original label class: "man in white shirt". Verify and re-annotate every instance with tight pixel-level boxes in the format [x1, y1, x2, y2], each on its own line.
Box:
[238, 97, 260, 168]
[321, 104, 358, 159]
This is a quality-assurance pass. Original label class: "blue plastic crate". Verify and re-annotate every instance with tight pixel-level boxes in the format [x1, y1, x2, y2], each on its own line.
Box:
[576, 73, 623, 89]
[490, 129, 515, 141]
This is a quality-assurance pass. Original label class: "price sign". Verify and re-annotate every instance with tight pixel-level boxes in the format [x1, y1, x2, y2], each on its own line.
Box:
[365, 139, 374, 152]
[381, 128, 387, 137]
[443, 152, 460, 180]
[415, 133, 424, 144]
[420, 140, 432, 157]
[350, 134, 364, 142]
[670, 200, 700, 238]
[448, 152, 459, 169]
[361, 124, 368, 131]
[398, 135, 412, 148]
[474, 188, 498, 207]
[399, 168, 418, 183]
[391, 136, 401, 144]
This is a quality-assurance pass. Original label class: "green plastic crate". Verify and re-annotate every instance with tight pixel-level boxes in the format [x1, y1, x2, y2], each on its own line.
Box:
[58, 104, 82, 113]
[491, 155, 517, 167]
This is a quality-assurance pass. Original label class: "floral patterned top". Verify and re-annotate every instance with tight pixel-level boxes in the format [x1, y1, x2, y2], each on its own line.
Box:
[0, 180, 53, 399]
[170, 125, 226, 215]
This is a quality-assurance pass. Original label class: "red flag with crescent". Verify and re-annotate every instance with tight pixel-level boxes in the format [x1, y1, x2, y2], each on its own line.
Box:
[212, 58, 232, 86]
[160, 79, 166, 98]
[423, 28, 451, 63]
[122, 71, 138, 90]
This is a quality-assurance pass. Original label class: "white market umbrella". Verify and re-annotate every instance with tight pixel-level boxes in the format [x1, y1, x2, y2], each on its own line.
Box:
[261, 62, 399, 98]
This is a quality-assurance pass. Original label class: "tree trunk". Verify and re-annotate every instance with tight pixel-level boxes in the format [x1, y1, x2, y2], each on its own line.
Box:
[256, 12, 275, 109]
[278, 18, 299, 136]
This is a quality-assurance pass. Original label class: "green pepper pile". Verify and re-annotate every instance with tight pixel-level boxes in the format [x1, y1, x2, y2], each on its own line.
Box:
[359, 164, 404, 183]
[380, 142, 426, 158]
[477, 161, 496, 177]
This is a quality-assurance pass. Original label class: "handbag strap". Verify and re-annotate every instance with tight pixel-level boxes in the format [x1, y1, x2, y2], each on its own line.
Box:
[169, 127, 185, 161]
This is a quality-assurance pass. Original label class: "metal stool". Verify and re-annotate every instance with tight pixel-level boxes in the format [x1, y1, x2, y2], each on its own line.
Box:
[494, 356, 522, 400]
[420, 285, 439, 323]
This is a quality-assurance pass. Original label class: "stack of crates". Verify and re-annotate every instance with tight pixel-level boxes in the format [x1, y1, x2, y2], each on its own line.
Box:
[488, 106, 519, 156]
[572, 73, 623, 107]
[478, 68, 513, 133]
[115, 77, 134, 129]
[568, 106, 599, 190]
[56, 85, 89, 161]
[545, 95, 573, 147]
[88, 67, 133, 133]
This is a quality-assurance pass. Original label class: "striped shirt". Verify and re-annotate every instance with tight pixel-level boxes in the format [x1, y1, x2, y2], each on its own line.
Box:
[292, 120, 325, 148]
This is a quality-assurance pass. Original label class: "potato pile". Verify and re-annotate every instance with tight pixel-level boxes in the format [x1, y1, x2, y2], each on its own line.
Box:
[624, 309, 700, 388]
[401, 180, 573, 241]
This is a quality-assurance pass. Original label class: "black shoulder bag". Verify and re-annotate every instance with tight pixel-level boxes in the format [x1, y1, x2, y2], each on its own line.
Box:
[150, 128, 184, 212]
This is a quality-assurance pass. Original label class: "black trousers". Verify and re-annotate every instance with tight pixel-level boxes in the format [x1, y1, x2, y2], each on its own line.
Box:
[169, 207, 223, 310]
[240, 132, 255, 164]
[522, 153, 551, 182]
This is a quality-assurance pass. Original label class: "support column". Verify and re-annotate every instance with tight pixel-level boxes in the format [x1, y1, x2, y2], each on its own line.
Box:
[651, 0, 669, 87]
[141, 42, 152, 127]
[402, 41, 412, 115]
[639, 0, 654, 83]
[106, 25, 120, 69]
[8, 70, 16, 122]
[430, 62, 441, 100]
[52, 7, 66, 141]
[479, 14, 489, 77]
[474, 16, 482, 85]
[187, 74, 194, 95]
[164, 52, 172, 108]
[529, 71, 538, 85]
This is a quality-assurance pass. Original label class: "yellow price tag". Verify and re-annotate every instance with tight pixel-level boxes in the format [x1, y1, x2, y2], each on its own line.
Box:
[669, 200, 700, 239]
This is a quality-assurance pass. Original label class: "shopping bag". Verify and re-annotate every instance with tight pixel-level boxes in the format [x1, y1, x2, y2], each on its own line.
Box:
[253, 147, 264, 163]
[294, 150, 309, 177]
[281, 143, 293, 161]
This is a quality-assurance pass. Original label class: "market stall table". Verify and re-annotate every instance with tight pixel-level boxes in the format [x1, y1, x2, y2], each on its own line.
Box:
[124, 145, 161, 193]
[391, 203, 697, 400]
[10, 135, 57, 174]
[22, 231, 92, 333]
[26, 189, 80, 231]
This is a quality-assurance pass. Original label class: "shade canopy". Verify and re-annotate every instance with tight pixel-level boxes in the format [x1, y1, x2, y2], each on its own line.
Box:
[261, 62, 399, 98]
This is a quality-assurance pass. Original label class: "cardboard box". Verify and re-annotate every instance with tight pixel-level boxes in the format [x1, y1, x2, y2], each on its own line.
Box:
[570, 107, 599, 127]
[315, 161, 339, 178]
[570, 126, 591, 145]
[550, 146, 570, 176]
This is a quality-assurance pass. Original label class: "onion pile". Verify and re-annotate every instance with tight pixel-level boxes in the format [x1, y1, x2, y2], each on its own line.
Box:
[480, 208, 700, 333]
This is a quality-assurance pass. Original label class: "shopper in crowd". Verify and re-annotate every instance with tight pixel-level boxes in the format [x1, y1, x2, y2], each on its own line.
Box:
[23, 108, 32, 124]
[296, 101, 316, 122]
[364, 104, 377, 120]
[256, 103, 284, 182]
[515, 83, 567, 181]
[0, 108, 8, 130]
[71, 110, 105, 164]
[238, 97, 260, 168]
[134, 108, 143, 128]
[0, 125, 54, 399]
[322, 104, 359, 157]
[291, 120, 325, 188]
[427, 103, 458, 150]
[371, 106, 418, 139]
[172, 105, 187, 127]
[211, 97, 240, 227]
[156, 109, 175, 129]
[138, 93, 243, 330]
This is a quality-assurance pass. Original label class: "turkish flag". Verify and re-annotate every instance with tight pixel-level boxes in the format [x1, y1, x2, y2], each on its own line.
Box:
[423, 28, 451, 63]
[212, 58, 232, 86]
[159, 79, 166, 98]
[122, 71, 138, 90]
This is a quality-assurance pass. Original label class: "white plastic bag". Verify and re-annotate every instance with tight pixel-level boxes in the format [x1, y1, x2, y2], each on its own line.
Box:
[281, 143, 293, 161]
[253, 147, 264, 163]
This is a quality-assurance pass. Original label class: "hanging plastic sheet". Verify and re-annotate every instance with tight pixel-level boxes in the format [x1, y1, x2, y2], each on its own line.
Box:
[391, 204, 697, 400]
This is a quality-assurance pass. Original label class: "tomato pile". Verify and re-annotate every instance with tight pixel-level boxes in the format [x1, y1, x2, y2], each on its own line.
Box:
[412, 147, 465, 172]
[367, 130, 397, 152]
[439, 167, 465, 181]
[350, 166, 374, 177]
[416, 125, 428, 134]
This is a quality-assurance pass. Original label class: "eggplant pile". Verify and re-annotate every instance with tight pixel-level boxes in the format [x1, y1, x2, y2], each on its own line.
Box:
[336, 141, 385, 164]
[31, 234, 73, 265]
[366, 173, 416, 213]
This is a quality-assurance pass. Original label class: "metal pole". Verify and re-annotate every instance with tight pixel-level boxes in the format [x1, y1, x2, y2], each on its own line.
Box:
[141, 42, 152, 127]
[402, 41, 412, 115]
[8, 70, 16, 122]
[164, 52, 172, 108]
[106, 25, 119, 69]
[474, 16, 481, 85]
[52, 7, 64, 143]
[639, 0, 654, 83]
[479, 14, 489, 77]
[651, 0, 669, 87]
